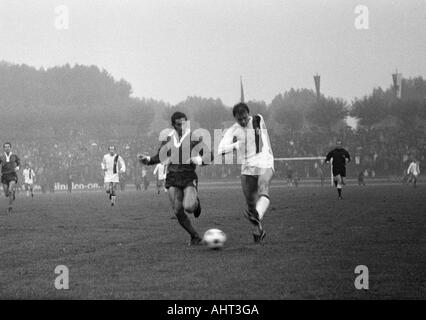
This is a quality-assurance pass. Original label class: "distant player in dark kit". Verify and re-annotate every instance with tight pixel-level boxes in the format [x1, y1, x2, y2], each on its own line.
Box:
[67, 172, 73, 193]
[325, 140, 351, 199]
[358, 170, 366, 186]
[0, 142, 21, 213]
[285, 162, 295, 187]
[138, 111, 213, 245]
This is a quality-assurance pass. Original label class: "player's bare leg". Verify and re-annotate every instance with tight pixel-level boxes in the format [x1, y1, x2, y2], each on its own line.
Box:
[106, 182, 113, 205]
[257, 169, 273, 220]
[167, 188, 177, 219]
[106, 183, 111, 196]
[183, 185, 201, 218]
[110, 182, 118, 206]
[3, 183, 11, 213]
[169, 187, 201, 245]
[7, 181, 16, 213]
[253, 168, 274, 242]
[3, 184, 9, 198]
[336, 175, 343, 199]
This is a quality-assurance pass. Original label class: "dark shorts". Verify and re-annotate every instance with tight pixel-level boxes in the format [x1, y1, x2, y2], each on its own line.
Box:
[1, 173, 18, 185]
[165, 171, 198, 190]
[332, 166, 346, 177]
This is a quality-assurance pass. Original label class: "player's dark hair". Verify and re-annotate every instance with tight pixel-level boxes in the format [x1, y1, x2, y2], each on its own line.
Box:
[232, 102, 250, 117]
[171, 111, 187, 125]
[3, 142, 11, 148]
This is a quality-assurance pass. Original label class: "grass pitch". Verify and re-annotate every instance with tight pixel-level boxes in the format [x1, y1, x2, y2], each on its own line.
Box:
[0, 182, 425, 299]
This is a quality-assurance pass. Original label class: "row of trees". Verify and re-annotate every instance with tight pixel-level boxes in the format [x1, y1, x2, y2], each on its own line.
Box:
[1, 61, 425, 148]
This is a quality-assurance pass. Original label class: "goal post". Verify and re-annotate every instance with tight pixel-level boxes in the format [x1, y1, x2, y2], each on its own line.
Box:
[274, 156, 333, 186]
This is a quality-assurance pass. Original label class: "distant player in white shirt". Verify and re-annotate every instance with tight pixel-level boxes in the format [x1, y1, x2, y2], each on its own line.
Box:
[22, 163, 36, 198]
[101, 146, 126, 206]
[407, 159, 420, 188]
[218, 103, 274, 244]
[153, 163, 167, 194]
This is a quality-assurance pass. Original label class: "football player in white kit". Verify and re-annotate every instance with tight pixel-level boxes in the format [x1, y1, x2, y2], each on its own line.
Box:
[218, 103, 274, 243]
[101, 146, 126, 206]
[407, 159, 420, 188]
[22, 163, 36, 197]
[153, 162, 167, 194]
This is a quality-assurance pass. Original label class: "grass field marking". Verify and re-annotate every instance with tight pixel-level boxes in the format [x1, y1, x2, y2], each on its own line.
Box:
[54, 265, 69, 290]
[354, 265, 369, 290]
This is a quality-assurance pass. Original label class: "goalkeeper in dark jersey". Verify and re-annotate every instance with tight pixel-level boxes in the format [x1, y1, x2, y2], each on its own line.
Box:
[325, 140, 350, 200]
[0, 142, 21, 213]
[138, 111, 213, 245]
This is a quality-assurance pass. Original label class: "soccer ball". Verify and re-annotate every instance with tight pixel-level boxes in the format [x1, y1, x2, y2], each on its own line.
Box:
[203, 229, 227, 249]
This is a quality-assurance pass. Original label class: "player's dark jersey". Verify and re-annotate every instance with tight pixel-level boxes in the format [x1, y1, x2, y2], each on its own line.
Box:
[325, 147, 350, 168]
[148, 130, 213, 174]
[0, 153, 20, 175]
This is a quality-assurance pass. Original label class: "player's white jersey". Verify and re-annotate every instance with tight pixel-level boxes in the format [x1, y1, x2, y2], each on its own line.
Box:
[407, 161, 420, 176]
[23, 168, 35, 184]
[218, 114, 274, 175]
[153, 163, 167, 180]
[101, 153, 126, 183]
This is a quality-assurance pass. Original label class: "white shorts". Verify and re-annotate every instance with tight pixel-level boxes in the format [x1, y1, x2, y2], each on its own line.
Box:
[241, 165, 274, 176]
[104, 173, 120, 183]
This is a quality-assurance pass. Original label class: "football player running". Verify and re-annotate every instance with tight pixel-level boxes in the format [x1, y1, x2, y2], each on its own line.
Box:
[138, 111, 213, 246]
[406, 158, 420, 188]
[101, 146, 126, 206]
[0, 142, 21, 213]
[218, 103, 274, 244]
[325, 140, 351, 199]
[23, 163, 36, 198]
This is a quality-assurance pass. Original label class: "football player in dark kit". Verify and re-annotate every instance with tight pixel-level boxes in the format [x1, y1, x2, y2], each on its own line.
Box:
[138, 111, 213, 245]
[0, 142, 21, 213]
[325, 140, 351, 200]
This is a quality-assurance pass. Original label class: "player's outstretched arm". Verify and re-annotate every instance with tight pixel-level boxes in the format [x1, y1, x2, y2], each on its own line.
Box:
[119, 156, 126, 173]
[325, 151, 333, 164]
[15, 155, 21, 171]
[407, 162, 413, 174]
[101, 156, 107, 171]
[138, 139, 170, 166]
[137, 153, 151, 165]
[345, 150, 351, 163]
[218, 127, 239, 155]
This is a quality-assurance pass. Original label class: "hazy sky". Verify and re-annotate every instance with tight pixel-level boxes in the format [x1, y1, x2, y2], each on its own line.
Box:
[0, 0, 425, 106]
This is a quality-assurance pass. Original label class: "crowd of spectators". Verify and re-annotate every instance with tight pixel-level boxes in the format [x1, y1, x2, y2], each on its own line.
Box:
[9, 125, 424, 191]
